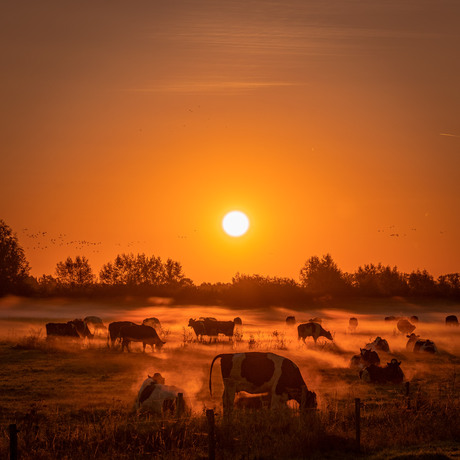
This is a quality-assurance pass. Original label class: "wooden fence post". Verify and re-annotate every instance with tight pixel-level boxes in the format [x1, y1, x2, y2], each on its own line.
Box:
[176, 393, 185, 417]
[206, 409, 216, 460]
[405, 382, 411, 409]
[9, 424, 18, 460]
[355, 398, 361, 452]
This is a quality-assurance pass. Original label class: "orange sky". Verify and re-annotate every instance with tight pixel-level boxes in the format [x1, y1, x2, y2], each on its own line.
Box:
[1, 1, 459, 283]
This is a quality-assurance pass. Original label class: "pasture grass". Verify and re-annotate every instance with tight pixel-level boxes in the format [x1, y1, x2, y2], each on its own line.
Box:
[0, 328, 459, 459]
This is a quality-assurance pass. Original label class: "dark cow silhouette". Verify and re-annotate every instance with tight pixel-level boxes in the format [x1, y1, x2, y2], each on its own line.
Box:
[285, 316, 296, 326]
[233, 317, 243, 325]
[446, 315, 459, 327]
[384, 316, 402, 322]
[365, 336, 390, 353]
[209, 352, 317, 413]
[406, 333, 438, 353]
[120, 324, 165, 352]
[410, 315, 419, 323]
[397, 318, 416, 335]
[348, 317, 358, 333]
[108, 321, 137, 348]
[350, 348, 380, 369]
[360, 359, 404, 384]
[188, 318, 235, 340]
[46, 319, 93, 339]
[142, 317, 161, 329]
[297, 322, 333, 344]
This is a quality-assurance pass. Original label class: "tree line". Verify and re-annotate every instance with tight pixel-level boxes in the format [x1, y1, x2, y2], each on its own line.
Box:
[1, 219, 459, 303]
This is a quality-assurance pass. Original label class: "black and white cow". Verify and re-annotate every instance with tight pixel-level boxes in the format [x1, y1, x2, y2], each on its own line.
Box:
[365, 336, 390, 353]
[135, 374, 188, 415]
[297, 322, 333, 344]
[209, 352, 317, 413]
[120, 324, 165, 352]
[406, 333, 438, 353]
[360, 359, 404, 384]
[84, 316, 106, 336]
[350, 348, 380, 369]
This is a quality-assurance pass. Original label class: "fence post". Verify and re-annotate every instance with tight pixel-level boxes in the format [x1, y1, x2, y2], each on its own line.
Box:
[405, 382, 411, 409]
[176, 393, 185, 417]
[355, 398, 361, 452]
[9, 424, 18, 460]
[206, 409, 216, 460]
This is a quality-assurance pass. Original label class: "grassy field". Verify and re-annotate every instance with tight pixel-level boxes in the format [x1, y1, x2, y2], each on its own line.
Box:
[0, 297, 459, 458]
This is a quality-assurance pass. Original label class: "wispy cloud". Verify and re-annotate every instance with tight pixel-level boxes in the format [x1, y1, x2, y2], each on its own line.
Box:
[440, 133, 460, 138]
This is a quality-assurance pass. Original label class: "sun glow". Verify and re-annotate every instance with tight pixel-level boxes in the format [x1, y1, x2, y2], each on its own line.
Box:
[222, 211, 250, 237]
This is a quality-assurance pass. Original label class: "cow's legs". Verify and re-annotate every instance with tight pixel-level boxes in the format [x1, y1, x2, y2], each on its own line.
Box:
[142, 342, 146, 353]
[222, 380, 236, 416]
[122, 339, 130, 352]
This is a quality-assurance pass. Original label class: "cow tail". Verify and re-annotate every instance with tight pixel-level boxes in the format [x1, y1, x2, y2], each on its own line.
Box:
[209, 354, 225, 397]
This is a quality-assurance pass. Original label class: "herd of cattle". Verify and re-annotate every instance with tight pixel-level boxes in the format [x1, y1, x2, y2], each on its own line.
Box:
[44, 313, 458, 414]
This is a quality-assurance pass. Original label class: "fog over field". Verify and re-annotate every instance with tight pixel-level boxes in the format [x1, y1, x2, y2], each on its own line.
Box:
[1, 296, 458, 415]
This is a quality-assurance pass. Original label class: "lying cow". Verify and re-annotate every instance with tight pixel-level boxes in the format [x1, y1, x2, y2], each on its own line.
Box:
[397, 318, 416, 335]
[350, 348, 380, 369]
[135, 375, 188, 415]
[348, 317, 358, 333]
[297, 322, 333, 344]
[365, 336, 390, 353]
[107, 321, 137, 348]
[120, 324, 165, 352]
[406, 333, 438, 353]
[360, 359, 404, 384]
[46, 319, 93, 339]
[209, 352, 317, 414]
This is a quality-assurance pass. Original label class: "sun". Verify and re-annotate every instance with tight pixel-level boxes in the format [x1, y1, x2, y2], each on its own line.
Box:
[222, 211, 250, 237]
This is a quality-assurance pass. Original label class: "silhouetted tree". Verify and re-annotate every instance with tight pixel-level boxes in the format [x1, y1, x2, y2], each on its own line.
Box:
[99, 253, 190, 286]
[407, 269, 437, 296]
[55, 256, 95, 287]
[437, 273, 460, 298]
[0, 219, 30, 295]
[299, 254, 349, 295]
[353, 263, 408, 296]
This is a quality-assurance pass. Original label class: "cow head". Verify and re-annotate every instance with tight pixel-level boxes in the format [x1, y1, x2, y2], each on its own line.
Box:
[148, 372, 165, 384]
[324, 329, 333, 341]
[407, 333, 419, 340]
[188, 318, 194, 327]
[297, 386, 317, 410]
[388, 359, 401, 368]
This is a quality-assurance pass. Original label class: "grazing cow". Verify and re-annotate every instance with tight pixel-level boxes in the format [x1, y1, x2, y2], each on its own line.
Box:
[309, 317, 322, 324]
[233, 317, 243, 325]
[348, 317, 358, 333]
[410, 315, 419, 323]
[397, 318, 416, 335]
[360, 359, 404, 384]
[84, 316, 106, 335]
[365, 336, 390, 353]
[406, 334, 438, 353]
[209, 352, 317, 413]
[350, 348, 380, 369]
[285, 316, 296, 326]
[108, 321, 137, 348]
[446, 315, 459, 327]
[120, 324, 165, 352]
[46, 319, 93, 339]
[188, 318, 235, 340]
[297, 322, 333, 344]
[135, 376, 188, 415]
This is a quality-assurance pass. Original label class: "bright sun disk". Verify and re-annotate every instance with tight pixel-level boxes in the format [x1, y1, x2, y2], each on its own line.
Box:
[222, 211, 249, 237]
